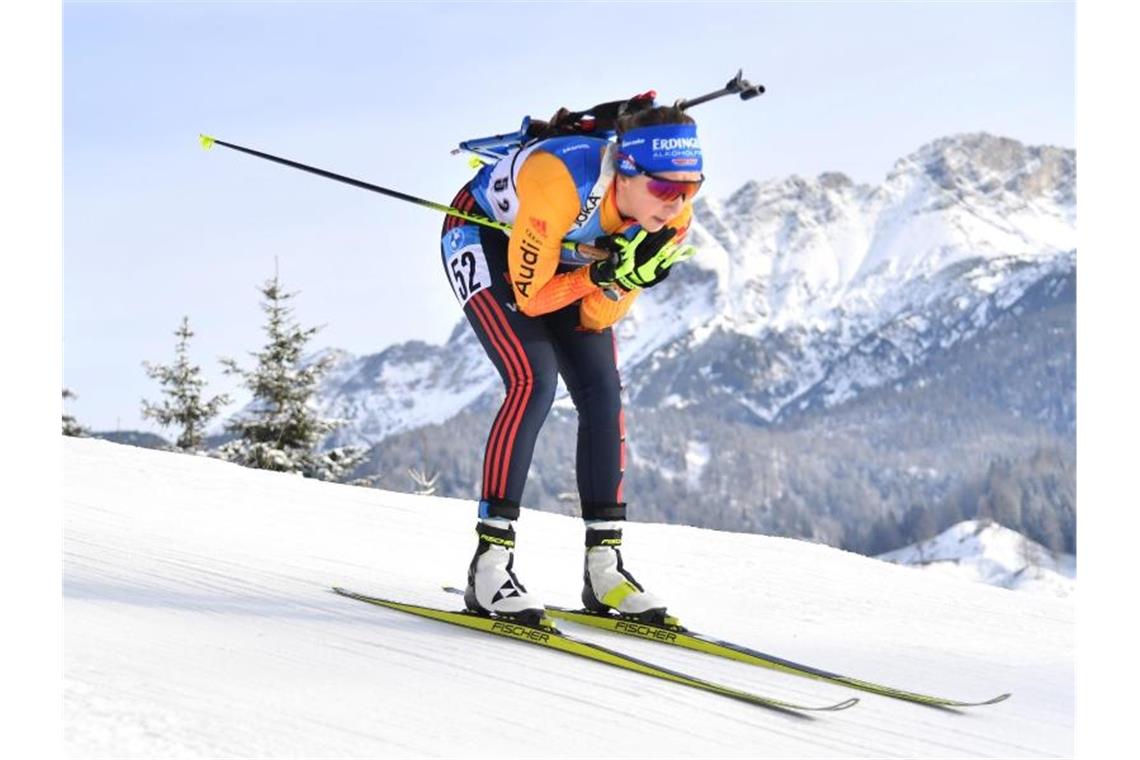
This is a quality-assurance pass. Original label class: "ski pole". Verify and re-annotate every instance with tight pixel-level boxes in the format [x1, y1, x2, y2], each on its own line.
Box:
[199, 135, 512, 233]
[199, 134, 609, 262]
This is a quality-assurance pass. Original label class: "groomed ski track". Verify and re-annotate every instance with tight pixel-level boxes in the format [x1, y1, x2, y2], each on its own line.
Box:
[64, 438, 1072, 758]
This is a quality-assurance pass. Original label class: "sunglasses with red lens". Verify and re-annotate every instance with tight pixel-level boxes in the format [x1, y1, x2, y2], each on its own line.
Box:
[644, 174, 704, 202]
[617, 152, 705, 201]
[628, 158, 704, 201]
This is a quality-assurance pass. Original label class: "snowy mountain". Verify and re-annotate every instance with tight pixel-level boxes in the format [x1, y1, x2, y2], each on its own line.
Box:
[316, 132, 1074, 443]
[64, 437, 1073, 757]
[204, 133, 1074, 560]
[877, 519, 1075, 598]
[315, 330, 497, 445]
[288, 134, 1074, 559]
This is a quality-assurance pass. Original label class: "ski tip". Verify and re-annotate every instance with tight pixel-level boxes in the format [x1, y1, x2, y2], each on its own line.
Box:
[199, 134, 216, 150]
[919, 691, 1012, 709]
[939, 692, 1013, 708]
[827, 697, 860, 711]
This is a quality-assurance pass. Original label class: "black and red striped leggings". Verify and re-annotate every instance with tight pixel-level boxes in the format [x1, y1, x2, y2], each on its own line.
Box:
[440, 185, 627, 523]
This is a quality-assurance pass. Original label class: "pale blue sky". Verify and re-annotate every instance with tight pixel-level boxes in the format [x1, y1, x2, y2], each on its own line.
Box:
[63, 1, 1074, 431]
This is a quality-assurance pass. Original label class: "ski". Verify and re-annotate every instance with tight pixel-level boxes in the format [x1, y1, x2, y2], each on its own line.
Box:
[332, 587, 857, 715]
[440, 587, 1009, 709]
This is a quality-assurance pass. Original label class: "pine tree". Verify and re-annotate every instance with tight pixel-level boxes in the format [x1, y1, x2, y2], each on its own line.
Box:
[217, 273, 367, 483]
[141, 316, 231, 451]
[407, 467, 440, 496]
[62, 388, 87, 437]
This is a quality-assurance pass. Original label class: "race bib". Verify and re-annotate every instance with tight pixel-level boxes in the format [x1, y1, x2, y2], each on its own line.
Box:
[442, 225, 491, 308]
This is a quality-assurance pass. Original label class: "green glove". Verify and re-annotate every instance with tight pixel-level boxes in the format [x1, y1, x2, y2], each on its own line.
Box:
[591, 228, 681, 290]
[658, 240, 698, 267]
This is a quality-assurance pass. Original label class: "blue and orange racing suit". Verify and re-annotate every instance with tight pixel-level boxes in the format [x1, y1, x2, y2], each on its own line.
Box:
[439, 136, 692, 522]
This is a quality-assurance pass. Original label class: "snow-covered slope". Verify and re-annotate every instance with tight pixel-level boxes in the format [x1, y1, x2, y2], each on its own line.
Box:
[64, 438, 1073, 758]
[878, 520, 1076, 598]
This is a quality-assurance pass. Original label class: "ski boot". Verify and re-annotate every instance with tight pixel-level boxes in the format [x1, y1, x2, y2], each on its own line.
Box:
[581, 521, 670, 625]
[465, 519, 545, 626]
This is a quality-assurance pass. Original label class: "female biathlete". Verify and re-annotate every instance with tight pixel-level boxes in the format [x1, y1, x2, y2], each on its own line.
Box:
[440, 105, 703, 625]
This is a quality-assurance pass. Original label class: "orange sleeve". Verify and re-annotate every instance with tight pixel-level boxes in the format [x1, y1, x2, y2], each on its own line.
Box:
[580, 288, 639, 330]
[509, 152, 599, 316]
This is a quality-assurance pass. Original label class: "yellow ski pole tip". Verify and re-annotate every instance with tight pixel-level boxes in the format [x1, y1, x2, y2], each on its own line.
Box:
[199, 134, 216, 150]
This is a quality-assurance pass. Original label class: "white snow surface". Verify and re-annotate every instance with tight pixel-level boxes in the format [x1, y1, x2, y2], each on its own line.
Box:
[877, 520, 1076, 599]
[65, 438, 1073, 758]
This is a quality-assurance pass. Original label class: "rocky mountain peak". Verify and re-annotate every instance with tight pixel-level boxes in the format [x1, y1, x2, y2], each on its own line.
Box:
[891, 133, 1074, 205]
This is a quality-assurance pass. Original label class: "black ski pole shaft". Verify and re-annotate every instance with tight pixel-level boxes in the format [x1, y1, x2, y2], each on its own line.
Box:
[199, 134, 476, 221]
